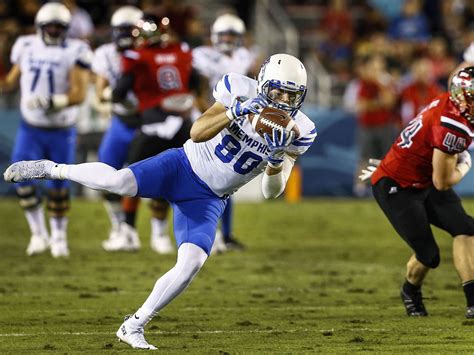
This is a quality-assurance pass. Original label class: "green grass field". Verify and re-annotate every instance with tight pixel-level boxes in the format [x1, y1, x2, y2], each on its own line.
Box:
[0, 197, 473, 353]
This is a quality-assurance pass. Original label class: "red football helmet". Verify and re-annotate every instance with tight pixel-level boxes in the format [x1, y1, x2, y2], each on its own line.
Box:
[450, 66, 474, 125]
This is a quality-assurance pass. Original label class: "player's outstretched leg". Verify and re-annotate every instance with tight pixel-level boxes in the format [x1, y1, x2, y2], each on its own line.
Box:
[116, 243, 207, 350]
[4, 160, 138, 197]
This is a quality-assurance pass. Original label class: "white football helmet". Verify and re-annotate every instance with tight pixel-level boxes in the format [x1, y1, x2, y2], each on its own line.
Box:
[111, 6, 143, 50]
[35, 3, 71, 45]
[211, 14, 245, 53]
[257, 54, 307, 117]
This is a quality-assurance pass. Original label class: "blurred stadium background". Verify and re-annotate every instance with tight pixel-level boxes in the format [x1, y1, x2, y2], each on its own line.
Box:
[0, 0, 473, 198]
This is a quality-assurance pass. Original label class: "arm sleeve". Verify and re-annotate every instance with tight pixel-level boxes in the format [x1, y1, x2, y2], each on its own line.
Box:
[261, 154, 296, 199]
[112, 72, 134, 103]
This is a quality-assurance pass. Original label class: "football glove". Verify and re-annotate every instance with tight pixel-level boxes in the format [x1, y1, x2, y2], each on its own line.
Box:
[26, 94, 69, 111]
[456, 150, 472, 178]
[264, 128, 295, 169]
[358, 158, 381, 182]
[27, 95, 52, 110]
[226, 95, 268, 121]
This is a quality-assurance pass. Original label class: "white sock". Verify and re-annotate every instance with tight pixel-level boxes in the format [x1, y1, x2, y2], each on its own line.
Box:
[50, 217, 68, 240]
[128, 243, 207, 328]
[25, 206, 49, 238]
[104, 200, 123, 231]
[151, 217, 168, 238]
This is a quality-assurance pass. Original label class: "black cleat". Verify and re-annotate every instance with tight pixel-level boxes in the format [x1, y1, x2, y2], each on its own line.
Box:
[224, 236, 245, 251]
[466, 306, 474, 319]
[400, 288, 428, 316]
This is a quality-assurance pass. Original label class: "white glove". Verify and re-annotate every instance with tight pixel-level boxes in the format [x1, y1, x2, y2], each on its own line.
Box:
[456, 151, 472, 177]
[26, 94, 68, 111]
[226, 95, 268, 121]
[27, 96, 51, 110]
[358, 158, 381, 182]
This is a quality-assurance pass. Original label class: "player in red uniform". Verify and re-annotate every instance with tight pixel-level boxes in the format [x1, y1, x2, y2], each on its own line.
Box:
[360, 67, 474, 318]
[110, 14, 200, 254]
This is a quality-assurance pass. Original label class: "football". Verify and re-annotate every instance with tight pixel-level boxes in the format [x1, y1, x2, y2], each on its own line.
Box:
[249, 107, 300, 139]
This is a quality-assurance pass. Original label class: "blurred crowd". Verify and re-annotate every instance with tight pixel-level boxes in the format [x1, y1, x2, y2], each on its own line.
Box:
[0, 0, 251, 84]
[282, 0, 473, 196]
[1, 0, 473, 199]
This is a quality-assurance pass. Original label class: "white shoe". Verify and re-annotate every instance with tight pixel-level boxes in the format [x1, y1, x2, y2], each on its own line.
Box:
[102, 228, 124, 251]
[104, 223, 140, 252]
[211, 229, 227, 255]
[26, 235, 49, 256]
[50, 237, 69, 258]
[4, 160, 55, 183]
[150, 235, 174, 254]
[117, 316, 157, 350]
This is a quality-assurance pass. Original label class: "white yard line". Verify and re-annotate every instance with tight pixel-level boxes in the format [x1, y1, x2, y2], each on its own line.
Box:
[1, 326, 473, 338]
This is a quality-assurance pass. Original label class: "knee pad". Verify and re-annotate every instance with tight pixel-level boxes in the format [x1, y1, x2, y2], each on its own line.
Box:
[417, 252, 440, 269]
[47, 188, 70, 217]
[150, 198, 169, 219]
[16, 186, 41, 210]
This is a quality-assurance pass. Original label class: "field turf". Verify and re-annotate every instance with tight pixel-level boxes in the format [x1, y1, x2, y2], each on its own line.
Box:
[0, 197, 473, 353]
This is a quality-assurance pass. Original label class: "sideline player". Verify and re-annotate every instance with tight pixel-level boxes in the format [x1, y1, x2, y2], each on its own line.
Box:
[4, 53, 316, 349]
[359, 67, 474, 318]
[111, 14, 200, 254]
[0, 2, 91, 257]
[92, 5, 143, 251]
[193, 13, 255, 251]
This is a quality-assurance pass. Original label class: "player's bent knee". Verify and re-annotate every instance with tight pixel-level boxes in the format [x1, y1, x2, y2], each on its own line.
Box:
[47, 188, 70, 217]
[177, 243, 208, 275]
[109, 168, 137, 196]
[417, 253, 440, 269]
[16, 186, 41, 210]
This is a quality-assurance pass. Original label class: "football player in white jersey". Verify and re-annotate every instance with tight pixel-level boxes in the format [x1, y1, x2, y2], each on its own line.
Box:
[4, 53, 316, 349]
[0, 2, 91, 258]
[92, 6, 143, 252]
[193, 13, 255, 251]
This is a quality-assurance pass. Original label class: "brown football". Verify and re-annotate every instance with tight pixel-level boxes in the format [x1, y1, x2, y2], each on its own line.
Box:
[249, 107, 300, 139]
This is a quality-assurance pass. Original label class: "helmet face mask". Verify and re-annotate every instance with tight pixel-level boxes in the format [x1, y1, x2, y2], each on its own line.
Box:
[450, 66, 474, 125]
[35, 3, 71, 45]
[211, 14, 245, 54]
[110, 6, 143, 51]
[264, 81, 306, 113]
[112, 25, 136, 50]
[257, 54, 307, 117]
[41, 23, 68, 44]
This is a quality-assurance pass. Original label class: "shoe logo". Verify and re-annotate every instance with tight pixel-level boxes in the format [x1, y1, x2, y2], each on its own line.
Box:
[134, 314, 140, 320]
[121, 325, 127, 335]
[389, 187, 398, 194]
